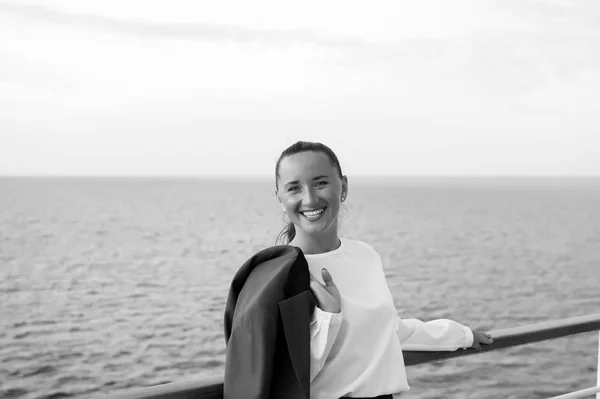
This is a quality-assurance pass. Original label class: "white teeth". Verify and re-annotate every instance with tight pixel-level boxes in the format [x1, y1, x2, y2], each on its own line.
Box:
[302, 209, 324, 217]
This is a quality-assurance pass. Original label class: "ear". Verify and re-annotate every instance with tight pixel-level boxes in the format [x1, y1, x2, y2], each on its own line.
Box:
[341, 175, 348, 201]
[275, 190, 282, 204]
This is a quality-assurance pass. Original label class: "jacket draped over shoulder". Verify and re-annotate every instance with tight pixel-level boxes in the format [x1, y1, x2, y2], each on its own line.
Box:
[224, 245, 318, 399]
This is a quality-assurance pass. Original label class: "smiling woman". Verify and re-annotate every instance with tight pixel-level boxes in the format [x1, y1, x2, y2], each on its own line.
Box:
[275, 141, 348, 254]
[222, 141, 492, 399]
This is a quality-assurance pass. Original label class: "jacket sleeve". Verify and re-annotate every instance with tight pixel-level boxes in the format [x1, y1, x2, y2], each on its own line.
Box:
[396, 315, 474, 351]
[309, 306, 343, 382]
[224, 309, 278, 399]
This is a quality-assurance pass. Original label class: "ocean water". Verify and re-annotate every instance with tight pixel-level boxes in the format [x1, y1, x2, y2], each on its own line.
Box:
[1, 176, 599, 399]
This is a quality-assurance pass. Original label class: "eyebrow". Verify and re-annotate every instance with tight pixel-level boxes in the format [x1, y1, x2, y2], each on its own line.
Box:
[284, 175, 329, 188]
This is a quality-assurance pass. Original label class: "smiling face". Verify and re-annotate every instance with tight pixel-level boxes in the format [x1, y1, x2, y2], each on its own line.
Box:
[276, 151, 347, 242]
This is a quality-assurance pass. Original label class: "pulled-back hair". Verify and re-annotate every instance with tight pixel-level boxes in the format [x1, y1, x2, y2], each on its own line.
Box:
[275, 141, 344, 244]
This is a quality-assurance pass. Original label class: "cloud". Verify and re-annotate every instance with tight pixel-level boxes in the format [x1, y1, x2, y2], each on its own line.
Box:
[0, 1, 362, 47]
[1, 0, 599, 175]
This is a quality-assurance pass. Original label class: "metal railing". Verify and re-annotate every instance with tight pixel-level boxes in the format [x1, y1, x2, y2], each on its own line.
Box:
[94, 313, 600, 399]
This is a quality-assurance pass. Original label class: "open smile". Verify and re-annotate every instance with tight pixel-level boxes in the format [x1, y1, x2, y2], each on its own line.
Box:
[299, 207, 326, 221]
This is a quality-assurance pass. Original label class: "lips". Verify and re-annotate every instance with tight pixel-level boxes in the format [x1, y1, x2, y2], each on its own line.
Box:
[301, 208, 324, 216]
[300, 207, 326, 220]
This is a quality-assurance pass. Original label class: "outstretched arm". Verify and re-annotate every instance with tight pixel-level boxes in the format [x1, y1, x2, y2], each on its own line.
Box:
[397, 315, 492, 351]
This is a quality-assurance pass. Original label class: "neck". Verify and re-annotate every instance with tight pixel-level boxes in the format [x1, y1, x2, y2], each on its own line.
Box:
[290, 231, 341, 255]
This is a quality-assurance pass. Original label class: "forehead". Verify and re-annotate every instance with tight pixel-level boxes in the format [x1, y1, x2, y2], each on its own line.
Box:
[278, 151, 335, 182]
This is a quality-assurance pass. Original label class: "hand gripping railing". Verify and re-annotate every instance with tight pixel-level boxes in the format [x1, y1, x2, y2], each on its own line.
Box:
[93, 313, 600, 399]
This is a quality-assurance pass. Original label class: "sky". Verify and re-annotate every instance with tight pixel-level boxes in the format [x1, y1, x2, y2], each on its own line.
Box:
[1, 0, 599, 176]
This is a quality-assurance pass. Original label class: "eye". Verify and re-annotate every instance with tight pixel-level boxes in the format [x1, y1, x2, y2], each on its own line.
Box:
[315, 181, 328, 187]
[287, 186, 300, 192]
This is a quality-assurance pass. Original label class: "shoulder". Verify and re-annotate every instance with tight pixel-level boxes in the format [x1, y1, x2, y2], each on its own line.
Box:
[236, 245, 303, 280]
[342, 237, 377, 252]
[342, 238, 382, 260]
[251, 245, 301, 260]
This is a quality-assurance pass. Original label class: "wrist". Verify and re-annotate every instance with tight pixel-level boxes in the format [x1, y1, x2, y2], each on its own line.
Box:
[318, 305, 341, 314]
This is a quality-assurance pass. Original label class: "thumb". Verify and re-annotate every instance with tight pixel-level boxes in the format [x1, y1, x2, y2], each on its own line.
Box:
[321, 268, 335, 286]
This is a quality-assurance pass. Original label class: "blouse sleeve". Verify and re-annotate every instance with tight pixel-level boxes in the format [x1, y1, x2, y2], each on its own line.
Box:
[396, 314, 474, 351]
[309, 306, 343, 381]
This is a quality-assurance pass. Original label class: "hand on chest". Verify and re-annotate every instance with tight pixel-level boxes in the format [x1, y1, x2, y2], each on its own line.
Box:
[309, 261, 394, 314]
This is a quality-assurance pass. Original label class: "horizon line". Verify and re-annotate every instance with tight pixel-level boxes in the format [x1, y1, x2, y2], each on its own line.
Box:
[1, 174, 599, 179]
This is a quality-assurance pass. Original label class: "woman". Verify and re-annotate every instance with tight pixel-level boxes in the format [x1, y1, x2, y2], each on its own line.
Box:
[275, 141, 493, 399]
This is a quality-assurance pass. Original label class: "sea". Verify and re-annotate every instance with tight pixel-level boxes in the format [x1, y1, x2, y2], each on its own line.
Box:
[1, 176, 599, 399]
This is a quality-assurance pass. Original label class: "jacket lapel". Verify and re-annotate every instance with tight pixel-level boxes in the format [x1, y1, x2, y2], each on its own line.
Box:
[278, 250, 318, 399]
[279, 291, 314, 399]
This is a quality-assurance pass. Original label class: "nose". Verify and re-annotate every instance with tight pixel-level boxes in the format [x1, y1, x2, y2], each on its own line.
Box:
[302, 187, 319, 207]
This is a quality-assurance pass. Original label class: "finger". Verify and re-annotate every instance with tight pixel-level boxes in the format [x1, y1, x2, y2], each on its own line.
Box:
[309, 280, 325, 302]
[309, 279, 324, 292]
[480, 332, 493, 343]
[310, 274, 325, 287]
[310, 280, 330, 299]
[309, 280, 337, 311]
[321, 268, 336, 286]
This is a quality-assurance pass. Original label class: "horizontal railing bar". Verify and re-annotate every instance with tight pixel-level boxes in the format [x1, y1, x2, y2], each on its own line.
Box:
[547, 386, 600, 399]
[92, 375, 224, 399]
[93, 312, 600, 399]
[404, 312, 600, 366]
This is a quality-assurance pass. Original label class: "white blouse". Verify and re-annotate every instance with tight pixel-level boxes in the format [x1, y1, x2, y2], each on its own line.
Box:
[306, 238, 474, 399]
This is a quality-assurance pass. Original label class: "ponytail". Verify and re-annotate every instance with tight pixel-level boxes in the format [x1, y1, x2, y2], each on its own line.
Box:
[287, 223, 296, 243]
[276, 221, 296, 245]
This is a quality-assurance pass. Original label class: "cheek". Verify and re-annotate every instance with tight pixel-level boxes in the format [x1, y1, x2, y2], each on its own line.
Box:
[325, 189, 342, 206]
[327, 193, 343, 213]
[328, 203, 341, 218]
[281, 196, 299, 211]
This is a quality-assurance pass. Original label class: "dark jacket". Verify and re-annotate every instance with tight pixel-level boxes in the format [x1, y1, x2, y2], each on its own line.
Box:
[223, 245, 318, 399]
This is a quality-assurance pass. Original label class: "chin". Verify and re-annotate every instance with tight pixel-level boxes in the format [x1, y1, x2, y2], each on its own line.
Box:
[299, 220, 335, 236]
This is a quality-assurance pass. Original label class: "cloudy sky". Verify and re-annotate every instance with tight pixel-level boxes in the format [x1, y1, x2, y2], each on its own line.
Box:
[1, 0, 599, 176]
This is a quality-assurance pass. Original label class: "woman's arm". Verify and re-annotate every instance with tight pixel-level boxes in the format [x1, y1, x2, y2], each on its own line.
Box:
[396, 315, 474, 351]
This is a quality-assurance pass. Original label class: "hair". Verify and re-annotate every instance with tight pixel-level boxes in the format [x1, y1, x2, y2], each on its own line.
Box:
[275, 141, 344, 245]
